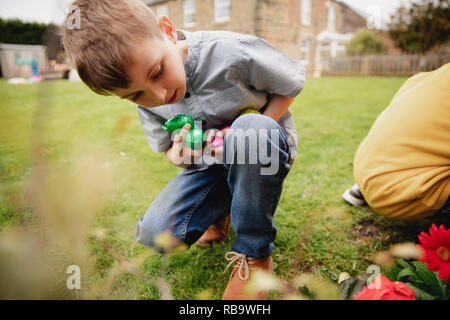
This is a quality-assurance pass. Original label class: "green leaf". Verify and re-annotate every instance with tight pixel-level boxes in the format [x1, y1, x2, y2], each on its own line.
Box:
[383, 264, 402, 282]
[397, 268, 417, 281]
[396, 258, 411, 269]
[442, 280, 450, 300]
[298, 285, 316, 300]
[411, 261, 443, 298]
[406, 282, 437, 300]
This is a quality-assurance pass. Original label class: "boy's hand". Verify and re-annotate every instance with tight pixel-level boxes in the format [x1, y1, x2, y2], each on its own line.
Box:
[220, 126, 231, 138]
[209, 127, 230, 160]
[167, 123, 193, 167]
[166, 125, 231, 167]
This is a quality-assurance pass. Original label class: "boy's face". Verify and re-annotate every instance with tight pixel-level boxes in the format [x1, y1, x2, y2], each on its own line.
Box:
[113, 16, 187, 108]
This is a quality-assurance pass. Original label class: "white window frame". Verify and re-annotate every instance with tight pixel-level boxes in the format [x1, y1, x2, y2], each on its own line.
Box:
[214, 0, 230, 23]
[300, 38, 311, 65]
[183, 0, 196, 28]
[327, 4, 336, 31]
[301, 0, 311, 26]
[156, 4, 169, 19]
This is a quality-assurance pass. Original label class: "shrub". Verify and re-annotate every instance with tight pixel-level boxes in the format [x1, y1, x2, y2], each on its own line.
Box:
[346, 29, 387, 56]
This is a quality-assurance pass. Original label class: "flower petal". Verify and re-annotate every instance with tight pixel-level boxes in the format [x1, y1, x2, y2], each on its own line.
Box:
[438, 261, 450, 283]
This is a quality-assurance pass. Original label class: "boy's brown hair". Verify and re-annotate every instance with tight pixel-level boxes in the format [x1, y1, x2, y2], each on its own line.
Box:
[61, 0, 163, 95]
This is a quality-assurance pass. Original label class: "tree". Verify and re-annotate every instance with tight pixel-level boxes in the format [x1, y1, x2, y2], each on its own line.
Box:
[346, 29, 387, 56]
[0, 19, 63, 60]
[0, 18, 48, 45]
[388, 0, 450, 53]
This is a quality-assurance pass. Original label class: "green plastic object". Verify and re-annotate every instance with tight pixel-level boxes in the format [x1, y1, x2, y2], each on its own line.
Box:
[162, 114, 205, 150]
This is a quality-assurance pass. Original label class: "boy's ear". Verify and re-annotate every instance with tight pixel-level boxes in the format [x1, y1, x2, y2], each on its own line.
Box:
[158, 16, 177, 42]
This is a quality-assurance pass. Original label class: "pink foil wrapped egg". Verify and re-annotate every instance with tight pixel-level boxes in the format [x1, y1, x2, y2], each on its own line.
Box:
[211, 125, 230, 148]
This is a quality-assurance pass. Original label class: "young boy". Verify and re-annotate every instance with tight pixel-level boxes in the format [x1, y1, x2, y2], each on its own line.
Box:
[343, 63, 449, 220]
[62, 0, 305, 299]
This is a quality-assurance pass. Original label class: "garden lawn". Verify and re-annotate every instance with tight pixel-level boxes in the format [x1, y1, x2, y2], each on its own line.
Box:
[0, 77, 446, 299]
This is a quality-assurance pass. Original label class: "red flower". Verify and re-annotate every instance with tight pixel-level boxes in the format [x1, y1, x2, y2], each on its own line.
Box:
[354, 275, 416, 300]
[418, 224, 450, 283]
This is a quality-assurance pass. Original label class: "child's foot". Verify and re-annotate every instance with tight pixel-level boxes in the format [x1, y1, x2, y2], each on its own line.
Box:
[342, 183, 367, 207]
[222, 251, 273, 300]
[196, 215, 230, 247]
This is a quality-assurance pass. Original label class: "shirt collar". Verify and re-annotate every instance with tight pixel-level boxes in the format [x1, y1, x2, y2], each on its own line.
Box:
[178, 29, 199, 78]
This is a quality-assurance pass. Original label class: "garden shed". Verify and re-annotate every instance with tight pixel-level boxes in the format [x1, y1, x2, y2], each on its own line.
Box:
[0, 43, 48, 78]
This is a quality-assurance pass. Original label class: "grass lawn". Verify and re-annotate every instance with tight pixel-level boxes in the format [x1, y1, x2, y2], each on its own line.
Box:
[0, 76, 448, 299]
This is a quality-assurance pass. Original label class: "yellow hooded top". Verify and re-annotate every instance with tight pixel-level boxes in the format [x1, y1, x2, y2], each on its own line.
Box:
[354, 63, 450, 220]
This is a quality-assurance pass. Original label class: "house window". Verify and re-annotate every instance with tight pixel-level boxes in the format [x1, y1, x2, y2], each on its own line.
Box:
[214, 0, 230, 23]
[183, 0, 196, 28]
[300, 38, 310, 65]
[301, 0, 311, 26]
[327, 4, 336, 31]
[156, 4, 169, 18]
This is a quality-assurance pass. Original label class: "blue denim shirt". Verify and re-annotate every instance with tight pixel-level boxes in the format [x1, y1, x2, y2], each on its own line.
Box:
[137, 29, 306, 173]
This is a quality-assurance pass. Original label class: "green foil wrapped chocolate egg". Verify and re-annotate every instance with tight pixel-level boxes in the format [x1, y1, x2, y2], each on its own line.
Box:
[161, 114, 206, 150]
[161, 114, 194, 132]
[185, 127, 206, 150]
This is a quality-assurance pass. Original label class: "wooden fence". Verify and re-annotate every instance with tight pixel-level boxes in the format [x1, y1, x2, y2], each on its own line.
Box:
[321, 54, 450, 77]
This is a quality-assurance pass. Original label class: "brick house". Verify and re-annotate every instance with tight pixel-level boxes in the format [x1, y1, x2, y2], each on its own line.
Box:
[144, 0, 366, 75]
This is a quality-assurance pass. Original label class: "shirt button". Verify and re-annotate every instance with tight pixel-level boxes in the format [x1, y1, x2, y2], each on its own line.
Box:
[185, 92, 191, 99]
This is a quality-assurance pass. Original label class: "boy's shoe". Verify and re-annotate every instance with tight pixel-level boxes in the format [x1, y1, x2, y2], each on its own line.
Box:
[222, 251, 273, 300]
[342, 183, 367, 207]
[196, 215, 230, 247]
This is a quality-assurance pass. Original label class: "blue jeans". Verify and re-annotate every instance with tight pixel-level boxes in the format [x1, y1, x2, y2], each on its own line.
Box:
[134, 114, 292, 259]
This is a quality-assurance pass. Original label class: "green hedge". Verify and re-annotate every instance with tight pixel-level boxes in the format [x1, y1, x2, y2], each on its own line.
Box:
[0, 18, 48, 45]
